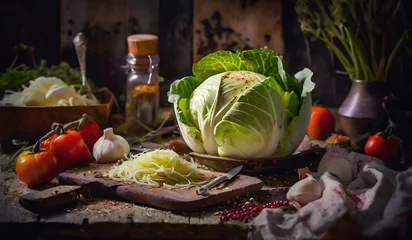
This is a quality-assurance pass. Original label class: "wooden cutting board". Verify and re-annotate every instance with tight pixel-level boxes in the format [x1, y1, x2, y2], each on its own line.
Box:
[57, 163, 263, 211]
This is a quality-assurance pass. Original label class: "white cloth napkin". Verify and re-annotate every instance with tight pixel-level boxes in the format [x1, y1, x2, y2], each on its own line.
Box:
[249, 147, 412, 240]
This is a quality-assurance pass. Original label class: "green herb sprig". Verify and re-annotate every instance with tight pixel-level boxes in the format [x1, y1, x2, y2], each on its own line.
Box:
[0, 60, 85, 99]
[295, 0, 410, 82]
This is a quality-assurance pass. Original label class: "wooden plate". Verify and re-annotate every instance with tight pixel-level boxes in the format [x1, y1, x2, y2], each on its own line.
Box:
[0, 88, 114, 148]
[190, 147, 323, 175]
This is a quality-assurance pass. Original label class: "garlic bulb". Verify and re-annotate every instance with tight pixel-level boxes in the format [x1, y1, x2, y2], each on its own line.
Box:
[317, 157, 354, 186]
[93, 128, 130, 163]
[286, 174, 323, 207]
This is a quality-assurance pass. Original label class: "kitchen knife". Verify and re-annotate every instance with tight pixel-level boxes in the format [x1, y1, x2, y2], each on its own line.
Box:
[196, 165, 243, 195]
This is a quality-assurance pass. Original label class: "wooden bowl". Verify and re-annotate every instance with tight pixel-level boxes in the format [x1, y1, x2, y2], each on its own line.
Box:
[0, 88, 114, 148]
[190, 147, 323, 175]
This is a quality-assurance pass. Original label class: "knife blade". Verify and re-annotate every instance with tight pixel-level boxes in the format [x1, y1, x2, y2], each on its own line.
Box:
[196, 165, 243, 195]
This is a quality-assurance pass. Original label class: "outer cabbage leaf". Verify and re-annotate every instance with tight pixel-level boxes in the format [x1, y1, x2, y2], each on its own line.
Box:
[283, 91, 300, 118]
[174, 103, 205, 153]
[215, 71, 266, 120]
[241, 49, 287, 76]
[189, 71, 265, 155]
[274, 93, 312, 156]
[168, 76, 205, 153]
[214, 76, 285, 158]
[192, 51, 246, 82]
[192, 49, 286, 83]
[189, 74, 222, 154]
[295, 68, 315, 97]
[168, 76, 200, 103]
[273, 68, 315, 156]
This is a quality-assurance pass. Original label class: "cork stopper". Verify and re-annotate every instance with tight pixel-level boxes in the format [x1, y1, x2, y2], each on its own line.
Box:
[127, 34, 158, 56]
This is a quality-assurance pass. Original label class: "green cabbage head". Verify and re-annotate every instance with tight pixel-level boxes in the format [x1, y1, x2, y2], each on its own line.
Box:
[168, 49, 315, 158]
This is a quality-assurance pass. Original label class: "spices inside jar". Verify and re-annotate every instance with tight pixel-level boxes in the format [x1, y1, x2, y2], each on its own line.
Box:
[126, 81, 159, 128]
[132, 83, 159, 100]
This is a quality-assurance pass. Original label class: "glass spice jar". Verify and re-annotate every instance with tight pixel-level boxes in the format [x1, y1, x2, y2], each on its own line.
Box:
[124, 34, 160, 136]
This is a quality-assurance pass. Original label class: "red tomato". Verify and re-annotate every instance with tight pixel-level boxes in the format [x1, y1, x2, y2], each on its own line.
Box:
[365, 132, 400, 162]
[307, 106, 335, 139]
[50, 130, 92, 170]
[76, 143, 93, 164]
[78, 121, 101, 151]
[40, 133, 59, 149]
[15, 149, 58, 185]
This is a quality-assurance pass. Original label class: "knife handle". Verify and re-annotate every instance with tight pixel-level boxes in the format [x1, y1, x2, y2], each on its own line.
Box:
[196, 175, 228, 195]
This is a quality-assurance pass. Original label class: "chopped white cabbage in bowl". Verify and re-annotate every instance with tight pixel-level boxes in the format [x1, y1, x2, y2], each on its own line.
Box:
[0, 76, 99, 107]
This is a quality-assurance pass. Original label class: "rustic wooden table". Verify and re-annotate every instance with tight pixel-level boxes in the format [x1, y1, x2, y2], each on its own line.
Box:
[0, 108, 364, 240]
[0, 151, 306, 240]
[0, 106, 378, 240]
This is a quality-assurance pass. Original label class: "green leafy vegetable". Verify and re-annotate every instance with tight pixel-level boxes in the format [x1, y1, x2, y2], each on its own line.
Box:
[168, 49, 315, 158]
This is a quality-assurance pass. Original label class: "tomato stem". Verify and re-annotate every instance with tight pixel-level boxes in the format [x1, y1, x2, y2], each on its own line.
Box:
[381, 120, 396, 141]
[30, 140, 41, 154]
[56, 124, 66, 135]
[36, 114, 95, 148]
[76, 114, 94, 131]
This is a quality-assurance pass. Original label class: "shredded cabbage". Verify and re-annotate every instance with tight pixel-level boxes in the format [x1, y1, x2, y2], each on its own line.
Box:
[0, 76, 99, 106]
[107, 149, 212, 189]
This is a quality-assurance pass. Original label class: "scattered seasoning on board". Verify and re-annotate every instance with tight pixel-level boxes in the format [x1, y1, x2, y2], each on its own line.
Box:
[92, 171, 103, 178]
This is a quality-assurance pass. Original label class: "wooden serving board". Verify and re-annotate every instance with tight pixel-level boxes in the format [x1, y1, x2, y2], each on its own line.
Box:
[57, 163, 263, 211]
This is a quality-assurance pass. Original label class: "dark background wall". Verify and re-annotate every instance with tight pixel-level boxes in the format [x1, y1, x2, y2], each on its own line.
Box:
[1, 0, 411, 110]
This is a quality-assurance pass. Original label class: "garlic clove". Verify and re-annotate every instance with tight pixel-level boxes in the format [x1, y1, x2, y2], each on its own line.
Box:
[287, 173, 323, 207]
